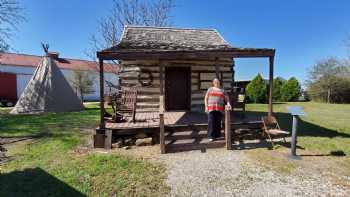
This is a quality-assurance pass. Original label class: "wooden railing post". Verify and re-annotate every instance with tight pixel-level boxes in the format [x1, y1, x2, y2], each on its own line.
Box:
[99, 58, 105, 129]
[268, 55, 274, 117]
[225, 108, 232, 150]
[159, 95, 165, 154]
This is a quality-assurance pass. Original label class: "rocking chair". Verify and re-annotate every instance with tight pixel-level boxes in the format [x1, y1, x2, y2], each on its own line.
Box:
[115, 88, 138, 123]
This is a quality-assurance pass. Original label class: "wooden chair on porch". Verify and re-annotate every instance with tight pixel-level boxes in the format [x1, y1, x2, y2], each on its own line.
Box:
[114, 88, 138, 123]
[261, 116, 290, 148]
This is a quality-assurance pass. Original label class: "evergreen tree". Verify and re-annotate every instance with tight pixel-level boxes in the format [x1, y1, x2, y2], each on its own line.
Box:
[246, 74, 267, 103]
[281, 77, 301, 101]
[272, 77, 285, 102]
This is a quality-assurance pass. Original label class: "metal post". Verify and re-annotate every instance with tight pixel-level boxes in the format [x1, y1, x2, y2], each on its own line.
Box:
[291, 115, 298, 156]
[287, 106, 304, 160]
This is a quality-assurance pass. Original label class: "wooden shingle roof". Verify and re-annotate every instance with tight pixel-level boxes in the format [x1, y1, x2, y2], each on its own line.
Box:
[97, 26, 275, 60]
[107, 26, 231, 51]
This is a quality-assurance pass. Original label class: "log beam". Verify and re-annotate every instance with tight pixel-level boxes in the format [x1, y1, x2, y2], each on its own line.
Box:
[97, 48, 276, 60]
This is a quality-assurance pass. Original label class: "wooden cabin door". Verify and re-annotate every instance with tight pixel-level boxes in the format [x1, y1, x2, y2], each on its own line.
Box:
[165, 67, 191, 111]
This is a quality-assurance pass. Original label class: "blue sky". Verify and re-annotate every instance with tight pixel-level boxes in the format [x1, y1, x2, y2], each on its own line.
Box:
[8, 0, 350, 84]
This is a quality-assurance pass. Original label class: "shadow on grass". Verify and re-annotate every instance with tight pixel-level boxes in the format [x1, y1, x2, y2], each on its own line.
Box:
[0, 167, 86, 197]
[245, 111, 350, 138]
[231, 111, 349, 156]
[232, 139, 306, 151]
[299, 150, 346, 157]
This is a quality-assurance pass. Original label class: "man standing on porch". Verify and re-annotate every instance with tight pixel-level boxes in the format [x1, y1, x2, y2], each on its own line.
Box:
[204, 78, 231, 141]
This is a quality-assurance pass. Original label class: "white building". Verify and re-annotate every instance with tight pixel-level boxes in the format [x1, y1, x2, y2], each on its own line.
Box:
[0, 52, 119, 102]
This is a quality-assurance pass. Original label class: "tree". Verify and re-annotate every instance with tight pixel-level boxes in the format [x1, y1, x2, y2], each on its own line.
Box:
[272, 77, 285, 102]
[0, 0, 24, 52]
[306, 58, 350, 103]
[280, 77, 301, 102]
[246, 74, 267, 103]
[69, 70, 96, 101]
[88, 0, 175, 59]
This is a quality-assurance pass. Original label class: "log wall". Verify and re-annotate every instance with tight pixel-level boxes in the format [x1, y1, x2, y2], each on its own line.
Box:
[119, 59, 234, 112]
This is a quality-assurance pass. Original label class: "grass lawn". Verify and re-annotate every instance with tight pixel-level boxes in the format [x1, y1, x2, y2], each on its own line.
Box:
[1, 101, 349, 195]
[0, 103, 168, 197]
[245, 102, 350, 175]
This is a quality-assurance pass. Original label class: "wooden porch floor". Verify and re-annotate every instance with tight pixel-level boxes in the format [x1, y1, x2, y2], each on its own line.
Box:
[103, 111, 266, 153]
[105, 111, 263, 130]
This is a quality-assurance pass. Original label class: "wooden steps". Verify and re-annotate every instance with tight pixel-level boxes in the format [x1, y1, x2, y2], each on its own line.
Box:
[166, 140, 225, 153]
[164, 126, 225, 153]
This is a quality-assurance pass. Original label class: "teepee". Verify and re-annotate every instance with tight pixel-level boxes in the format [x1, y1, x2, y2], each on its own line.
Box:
[10, 56, 84, 114]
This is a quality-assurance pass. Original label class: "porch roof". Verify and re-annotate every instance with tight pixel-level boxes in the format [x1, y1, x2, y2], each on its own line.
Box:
[97, 47, 275, 60]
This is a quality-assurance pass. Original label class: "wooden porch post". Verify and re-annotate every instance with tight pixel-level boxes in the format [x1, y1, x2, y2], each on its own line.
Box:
[99, 58, 105, 129]
[159, 95, 165, 154]
[268, 56, 274, 117]
[225, 109, 232, 150]
[159, 63, 166, 154]
[231, 58, 235, 91]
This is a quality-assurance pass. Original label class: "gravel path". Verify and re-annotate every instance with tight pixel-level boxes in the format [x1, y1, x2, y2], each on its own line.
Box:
[155, 149, 350, 197]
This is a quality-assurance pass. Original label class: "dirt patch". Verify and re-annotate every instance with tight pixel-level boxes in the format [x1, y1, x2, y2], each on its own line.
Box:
[0, 145, 9, 164]
[0, 136, 36, 165]
[0, 136, 36, 145]
[90, 144, 161, 161]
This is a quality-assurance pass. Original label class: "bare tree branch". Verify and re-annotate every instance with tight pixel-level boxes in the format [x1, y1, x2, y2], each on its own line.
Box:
[86, 0, 175, 62]
[0, 0, 25, 52]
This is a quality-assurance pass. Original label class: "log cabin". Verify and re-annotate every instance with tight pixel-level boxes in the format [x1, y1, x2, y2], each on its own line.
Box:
[110, 26, 235, 112]
[96, 26, 276, 153]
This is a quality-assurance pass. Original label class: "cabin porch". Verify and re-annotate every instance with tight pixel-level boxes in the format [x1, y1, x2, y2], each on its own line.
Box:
[101, 110, 265, 153]
[95, 26, 277, 153]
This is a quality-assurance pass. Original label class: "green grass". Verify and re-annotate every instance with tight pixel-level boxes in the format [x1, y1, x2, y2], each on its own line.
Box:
[0, 103, 168, 197]
[245, 102, 350, 175]
[246, 102, 350, 155]
[1, 101, 349, 195]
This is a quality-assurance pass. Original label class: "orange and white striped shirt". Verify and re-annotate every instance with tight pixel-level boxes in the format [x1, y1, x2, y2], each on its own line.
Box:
[205, 87, 225, 112]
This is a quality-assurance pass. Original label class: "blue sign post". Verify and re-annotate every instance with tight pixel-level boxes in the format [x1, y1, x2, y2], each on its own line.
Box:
[287, 106, 306, 159]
